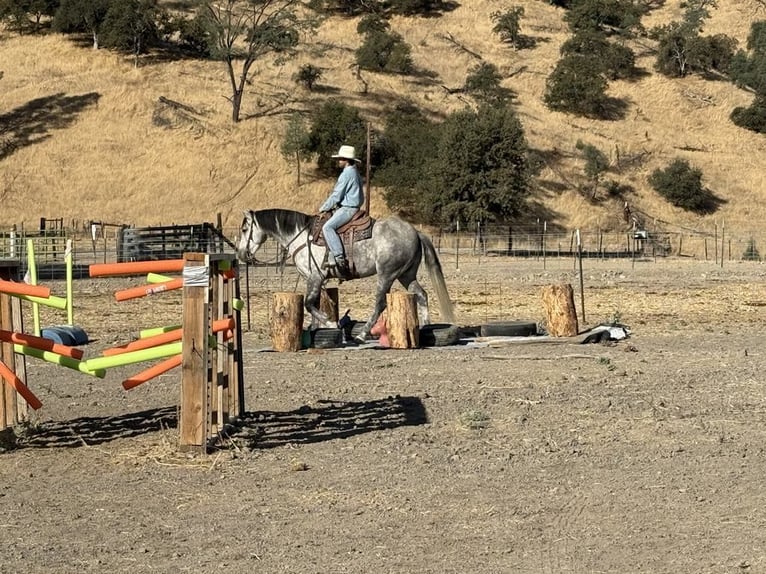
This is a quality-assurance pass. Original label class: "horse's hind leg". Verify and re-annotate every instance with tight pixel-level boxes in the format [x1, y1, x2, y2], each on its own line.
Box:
[357, 275, 396, 342]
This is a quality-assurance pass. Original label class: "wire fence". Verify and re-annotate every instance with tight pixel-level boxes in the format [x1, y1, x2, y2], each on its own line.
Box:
[0, 223, 763, 281]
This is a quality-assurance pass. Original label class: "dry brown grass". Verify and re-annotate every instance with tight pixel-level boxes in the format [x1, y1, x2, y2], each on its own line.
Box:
[0, 0, 765, 234]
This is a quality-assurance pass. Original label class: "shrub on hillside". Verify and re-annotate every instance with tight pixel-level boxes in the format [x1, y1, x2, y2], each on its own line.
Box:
[356, 29, 413, 74]
[648, 159, 719, 213]
[731, 95, 766, 134]
[544, 53, 609, 117]
[464, 62, 514, 106]
[563, 0, 645, 35]
[491, 7, 524, 47]
[294, 64, 323, 90]
[560, 30, 636, 80]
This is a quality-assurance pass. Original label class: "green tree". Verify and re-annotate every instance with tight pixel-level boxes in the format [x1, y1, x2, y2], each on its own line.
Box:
[356, 27, 413, 73]
[464, 62, 513, 106]
[564, 0, 645, 36]
[0, 0, 58, 33]
[305, 99, 367, 176]
[280, 112, 313, 187]
[175, 12, 212, 57]
[375, 103, 439, 221]
[53, 0, 113, 49]
[100, 0, 163, 65]
[201, 0, 316, 123]
[293, 63, 323, 90]
[746, 20, 766, 55]
[491, 7, 524, 47]
[429, 104, 531, 226]
[561, 30, 636, 80]
[575, 139, 609, 199]
[730, 22, 766, 93]
[544, 53, 609, 117]
[651, 0, 735, 78]
[731, 94, 766, 134]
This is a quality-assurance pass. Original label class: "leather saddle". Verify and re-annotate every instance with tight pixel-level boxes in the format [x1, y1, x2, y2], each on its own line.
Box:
[311, 210, 375, 275]
[312, 210, 374, 248]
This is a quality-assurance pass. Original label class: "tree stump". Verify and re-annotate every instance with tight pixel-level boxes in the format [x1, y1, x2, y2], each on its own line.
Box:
[386, 292, 419, 349]
[270, 292, 304, 351]
[541, 283, 579, 337]
[319, 287, 339, 323]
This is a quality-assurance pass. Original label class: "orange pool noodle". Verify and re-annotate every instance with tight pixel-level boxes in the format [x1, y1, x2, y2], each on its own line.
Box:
[114, 278, 184, 302]
[0, 329, 84, 360]
[89, 259, 185, 278]
[122, 355, 182, 390]
[0, 279, 50, 299]
[0, 360, 42, 409]
[103, 317, 235, 356]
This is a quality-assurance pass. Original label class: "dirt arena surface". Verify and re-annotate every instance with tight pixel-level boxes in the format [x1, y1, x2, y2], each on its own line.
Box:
[1, 256, 765, 573]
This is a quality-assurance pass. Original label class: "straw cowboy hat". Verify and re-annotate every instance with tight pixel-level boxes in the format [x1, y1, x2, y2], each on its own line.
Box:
[331, 145, 361, 162]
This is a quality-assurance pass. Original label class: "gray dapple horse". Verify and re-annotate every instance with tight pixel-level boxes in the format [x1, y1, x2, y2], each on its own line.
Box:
[236, 209, 455, 341]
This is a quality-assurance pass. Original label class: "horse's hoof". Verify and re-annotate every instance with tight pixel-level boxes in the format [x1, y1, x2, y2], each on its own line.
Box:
[354, 333, 367, 344]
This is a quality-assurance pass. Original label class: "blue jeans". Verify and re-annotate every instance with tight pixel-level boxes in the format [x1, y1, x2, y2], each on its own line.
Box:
[322, 207, 357, 259]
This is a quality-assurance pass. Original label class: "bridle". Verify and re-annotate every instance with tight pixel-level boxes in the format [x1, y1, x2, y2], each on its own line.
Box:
[244, 214, 323, 275]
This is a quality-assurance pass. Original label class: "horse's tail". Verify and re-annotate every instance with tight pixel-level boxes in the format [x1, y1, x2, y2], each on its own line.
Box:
[418, 232, 456, 324]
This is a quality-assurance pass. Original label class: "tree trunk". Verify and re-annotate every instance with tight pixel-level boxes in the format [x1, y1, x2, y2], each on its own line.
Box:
[232, 90, 242, 123]
[541, 283, 579, 337]
[270, 292, 304, 351]
[386, 292, 419, 349]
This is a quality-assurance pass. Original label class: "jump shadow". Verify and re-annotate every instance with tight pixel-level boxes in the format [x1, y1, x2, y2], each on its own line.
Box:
[18, 405, 177, 449]
[13, 395, 427, 450]
[232, 395, 428, 449]
[0, 92, 101, 160]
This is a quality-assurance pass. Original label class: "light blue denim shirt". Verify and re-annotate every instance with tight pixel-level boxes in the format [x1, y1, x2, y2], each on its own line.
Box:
[320, 165, 364, 211]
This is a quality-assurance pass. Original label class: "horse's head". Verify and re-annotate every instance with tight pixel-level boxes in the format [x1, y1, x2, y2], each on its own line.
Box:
[237, 210, 267, 263]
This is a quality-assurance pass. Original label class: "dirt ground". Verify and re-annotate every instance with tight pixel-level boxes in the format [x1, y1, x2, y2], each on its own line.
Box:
[1, 255, 766, 574]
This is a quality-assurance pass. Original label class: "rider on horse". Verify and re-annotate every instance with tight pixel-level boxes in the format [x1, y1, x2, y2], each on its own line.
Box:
[318, 145, 364, 275]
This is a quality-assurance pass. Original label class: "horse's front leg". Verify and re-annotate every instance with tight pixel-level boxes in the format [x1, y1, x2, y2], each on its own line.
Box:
[305, 274, 333, 329]
[356, 275, 395, 343]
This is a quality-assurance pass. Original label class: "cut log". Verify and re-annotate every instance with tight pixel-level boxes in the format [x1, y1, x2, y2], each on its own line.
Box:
[386, 292, 419, 349]
[541, 283, 579, 337]
[319, 287, 339, 323]
[270, 292, 304, 352]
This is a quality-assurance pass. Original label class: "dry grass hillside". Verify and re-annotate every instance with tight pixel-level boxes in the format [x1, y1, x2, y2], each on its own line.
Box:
[0, 0, 764, 235]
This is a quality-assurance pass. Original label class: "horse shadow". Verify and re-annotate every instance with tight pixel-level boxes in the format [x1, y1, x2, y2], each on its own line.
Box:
[13, 396, 427, 450]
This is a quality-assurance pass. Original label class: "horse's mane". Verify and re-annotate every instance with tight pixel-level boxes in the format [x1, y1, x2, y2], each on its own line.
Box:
[253, 209, 313, 237]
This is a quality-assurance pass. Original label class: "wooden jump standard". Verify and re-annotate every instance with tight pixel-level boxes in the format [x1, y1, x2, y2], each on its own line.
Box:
[179, 253, 244, 453]
[90, 253, 245, 453]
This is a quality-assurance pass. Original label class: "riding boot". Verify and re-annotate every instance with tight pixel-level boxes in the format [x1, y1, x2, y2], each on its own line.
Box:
[335, 256, 349, 276]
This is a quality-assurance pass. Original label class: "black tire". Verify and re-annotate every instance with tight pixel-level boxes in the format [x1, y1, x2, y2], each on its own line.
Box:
[310, 327, 343, 349]
[419, 323, 461, 347]
[479, 320, 538, 337]
[458, 325, 482, 338]
[346, 320, 378, 340]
